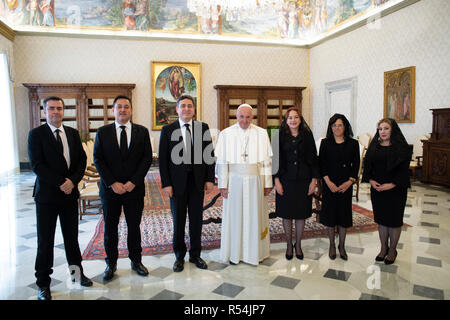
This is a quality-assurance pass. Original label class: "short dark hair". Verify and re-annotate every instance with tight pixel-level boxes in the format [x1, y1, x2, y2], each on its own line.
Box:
[113, 95, 132, 108]
[43, 96, 65, 109]
[176, 94, 195, 107]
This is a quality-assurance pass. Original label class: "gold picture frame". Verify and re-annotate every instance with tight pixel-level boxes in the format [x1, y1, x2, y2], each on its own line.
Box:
[151, 61, 201, 130]
[383, 66, 415, 123]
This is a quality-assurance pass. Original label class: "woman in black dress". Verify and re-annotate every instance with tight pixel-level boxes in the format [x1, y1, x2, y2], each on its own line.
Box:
[362, 118, 412, 265]
[273, 108, 319, 260]
[319, 114, 360, 260]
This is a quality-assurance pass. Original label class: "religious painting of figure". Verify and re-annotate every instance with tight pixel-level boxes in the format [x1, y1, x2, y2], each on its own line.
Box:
[384, 66, 415, 123]
[151, 61, 201, 130]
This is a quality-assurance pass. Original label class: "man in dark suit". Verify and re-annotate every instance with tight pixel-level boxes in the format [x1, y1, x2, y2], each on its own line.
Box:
[93, 95, 152, 282]
[28, 96, 93, 300]
[159, 94, 215, 272]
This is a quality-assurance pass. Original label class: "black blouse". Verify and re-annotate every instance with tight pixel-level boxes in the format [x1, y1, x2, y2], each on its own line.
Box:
[273, 129, 320, 181]
[319, 138, 360, 185]
[362, 143, 411, 188]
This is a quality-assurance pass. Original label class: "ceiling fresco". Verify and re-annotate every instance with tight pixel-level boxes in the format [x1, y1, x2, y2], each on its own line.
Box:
[0, 0, 412, 46]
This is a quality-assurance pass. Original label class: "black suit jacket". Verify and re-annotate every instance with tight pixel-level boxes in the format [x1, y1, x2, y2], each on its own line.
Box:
[93, 122, 152, 199]
[28, 123, 86, 203]
[159, 120, 215, 196]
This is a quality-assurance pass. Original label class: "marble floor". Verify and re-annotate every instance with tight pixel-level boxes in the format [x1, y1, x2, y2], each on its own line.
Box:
[1, 170, 449, 301]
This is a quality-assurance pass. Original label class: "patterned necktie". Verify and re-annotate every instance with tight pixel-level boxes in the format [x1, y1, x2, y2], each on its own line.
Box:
[120, 125, 128, 157]
[55, 129, 63, 154]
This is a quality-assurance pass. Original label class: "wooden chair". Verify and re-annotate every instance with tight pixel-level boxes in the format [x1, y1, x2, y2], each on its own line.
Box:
[409, 134, 430, 180]
[353, 139, 367, 202]
[357, 132, 372, 151]
[79, 140, 102, 220]
[78, 178, 102, 220]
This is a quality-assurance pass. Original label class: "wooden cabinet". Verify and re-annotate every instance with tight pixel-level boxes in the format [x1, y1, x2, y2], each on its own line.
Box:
[214, 85, 306, 130]
[24, 83, 135, 140]
[421, 108, 450, 187]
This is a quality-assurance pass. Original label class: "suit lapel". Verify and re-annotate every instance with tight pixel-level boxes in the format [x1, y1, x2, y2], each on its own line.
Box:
[128, 123, 138, 155]
[64, 125, 74, 169]
[109, 123, 121, 153]
[44, 123, 67, 167]
[44, 123, 63, 154]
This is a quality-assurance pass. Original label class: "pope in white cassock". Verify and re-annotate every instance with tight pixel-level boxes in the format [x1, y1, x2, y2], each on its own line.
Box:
[215, 104, 273, 265]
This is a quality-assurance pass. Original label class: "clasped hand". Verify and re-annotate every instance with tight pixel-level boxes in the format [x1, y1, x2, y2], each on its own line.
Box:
[59, 178, 74, 195]
[326, 180, 353, 193]
[369, 180, 395, 192]
[111, 181, 136, 195]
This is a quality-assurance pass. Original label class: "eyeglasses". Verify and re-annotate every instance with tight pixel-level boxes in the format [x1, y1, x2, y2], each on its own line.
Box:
[332, 124, 344, 128]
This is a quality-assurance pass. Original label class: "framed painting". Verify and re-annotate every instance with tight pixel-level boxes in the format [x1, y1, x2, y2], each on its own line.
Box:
[383, 66, 415, 123]
[151, 61, 201, 130]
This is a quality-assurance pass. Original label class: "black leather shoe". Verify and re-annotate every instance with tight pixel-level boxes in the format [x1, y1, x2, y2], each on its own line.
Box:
[173, 259, 184, 272]
[329, 245, 336, 260]
[384, 250, 398, 265]
[103, 264, 117, 282]
[285, 244, 293, 260]
[338, 245, 348, 261]
[72, 273, 93, 287]
[37, 287, 52, 300]
[294, 242, 304, 260]
[375, 247, 389, 262]
[189, 257, 208, 269]
[131, 262, 149, 276]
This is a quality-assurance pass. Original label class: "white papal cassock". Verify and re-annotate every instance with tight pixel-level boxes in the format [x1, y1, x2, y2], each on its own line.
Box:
[215, 123, 273, 265]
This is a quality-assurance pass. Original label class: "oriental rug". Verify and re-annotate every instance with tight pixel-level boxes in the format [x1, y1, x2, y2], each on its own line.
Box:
[82, 172, 381, 260]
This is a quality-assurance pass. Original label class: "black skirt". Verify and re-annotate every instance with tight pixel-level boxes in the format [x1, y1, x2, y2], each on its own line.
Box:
[371, 186, 407, 228]
[275, 179, 312, 220]
[320, 184, 353, 228]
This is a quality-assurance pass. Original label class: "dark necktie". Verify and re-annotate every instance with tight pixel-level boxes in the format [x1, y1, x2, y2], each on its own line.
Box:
[184, 123, 193, 169]
[55, 129, 63, 154]
[120, 125, 128, 157]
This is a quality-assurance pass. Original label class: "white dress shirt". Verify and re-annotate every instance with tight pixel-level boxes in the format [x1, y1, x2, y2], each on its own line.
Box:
[48, 123, 71, 168]
[178, 118, 193, 149]
[115, 121, 132, 149]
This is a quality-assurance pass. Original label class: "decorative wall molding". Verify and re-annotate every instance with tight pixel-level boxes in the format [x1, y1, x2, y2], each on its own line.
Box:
[325, 77, 358, 130]
[0, 20, 15, 42]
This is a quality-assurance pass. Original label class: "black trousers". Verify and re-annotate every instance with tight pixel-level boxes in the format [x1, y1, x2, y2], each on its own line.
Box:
[170, 172, 205, 260]
[101, 194, 144, 265]
[35, 200, 82, 288]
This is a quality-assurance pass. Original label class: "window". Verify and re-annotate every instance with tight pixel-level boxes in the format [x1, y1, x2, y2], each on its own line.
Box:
[0, 53, 17, 175]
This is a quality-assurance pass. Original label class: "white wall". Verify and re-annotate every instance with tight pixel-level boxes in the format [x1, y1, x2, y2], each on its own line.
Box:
[310, 0, 450, 143]
[13, 36, 309, 162]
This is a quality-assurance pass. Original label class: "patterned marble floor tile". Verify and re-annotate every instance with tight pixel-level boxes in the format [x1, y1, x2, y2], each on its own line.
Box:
[413, 284, 444, 300]
[212, 283, 245, 298]
[270, 275, 300, 290]
[149, 289, 184, 300]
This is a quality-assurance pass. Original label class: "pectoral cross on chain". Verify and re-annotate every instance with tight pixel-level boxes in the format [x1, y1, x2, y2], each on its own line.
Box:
[241, 135, 249, 162]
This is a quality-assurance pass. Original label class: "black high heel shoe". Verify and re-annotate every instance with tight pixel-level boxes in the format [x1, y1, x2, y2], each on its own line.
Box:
[285, 244, 293, 260]
[375, 247, 389, 262]
[384, 249, 397, 265]
[329, 245, 336, 260]
[338, 245, 348, 261]
[294, 243, 304, 260]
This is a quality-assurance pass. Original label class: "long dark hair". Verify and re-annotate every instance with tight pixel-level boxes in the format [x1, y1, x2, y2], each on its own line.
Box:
[280, 107, 311, 135]
[325, 113, 354, 140]
[365, 118, 412, 171]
